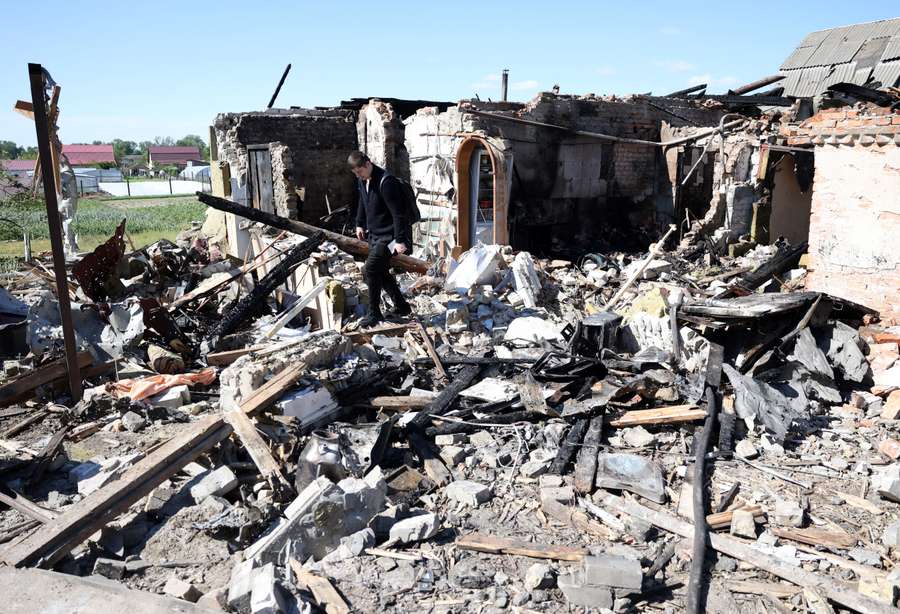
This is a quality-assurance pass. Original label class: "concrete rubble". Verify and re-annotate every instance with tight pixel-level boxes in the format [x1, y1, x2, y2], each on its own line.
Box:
[2, 34, 900, 614]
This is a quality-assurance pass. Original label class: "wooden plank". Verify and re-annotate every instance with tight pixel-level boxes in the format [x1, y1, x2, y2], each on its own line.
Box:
[601, 493, 897, 614]
[835, 491, 883, 515]
[727, 580, 800, 598]
[206, 346, 264, 366]
[238, 362, 307, 416]
[541, 498, 613, 539]
[771, 526, 856, 550]
[608, 405, 704, 427]
[0, 409, 48, 439]
[549, 418, 588, 475]
[0, 352, 92, 407]
[0, 491, 56, 524]
[706, 505, 765, 530]
[409, 364, 481, 429]
[368, 396, 434, 409]
[26, 425, 67, 485]
[415, 323, 447, 380]
[13, 100, 34, 119]
[289, 559, 351, 614]
[407, 431, 452, 486]
[574, 415, 603, 493]
[1, 414, 232, 568]
[345, 322, 413, 344]
[224, 410, 292, 497]
[455, 533, 587, 561]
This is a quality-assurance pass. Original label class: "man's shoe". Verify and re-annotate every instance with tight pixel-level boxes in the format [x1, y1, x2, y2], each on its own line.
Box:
[359, 313, 383, 328]
[386, 302, 412, 317]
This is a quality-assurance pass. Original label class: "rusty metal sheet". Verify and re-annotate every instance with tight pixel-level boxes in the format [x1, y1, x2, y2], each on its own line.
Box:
[72, 219, 126, 302]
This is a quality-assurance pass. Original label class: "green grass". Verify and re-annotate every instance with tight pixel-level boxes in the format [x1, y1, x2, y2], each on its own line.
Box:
[0, 194, 206, 265]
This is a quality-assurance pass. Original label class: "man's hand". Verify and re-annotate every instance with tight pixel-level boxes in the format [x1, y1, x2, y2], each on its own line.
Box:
[355, 226, 366, 241]
[394, 243, 408, 255]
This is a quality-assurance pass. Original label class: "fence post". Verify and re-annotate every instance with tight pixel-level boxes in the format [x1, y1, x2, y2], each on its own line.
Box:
[126, 177, 131, 197]
[169, 177, 172, 194]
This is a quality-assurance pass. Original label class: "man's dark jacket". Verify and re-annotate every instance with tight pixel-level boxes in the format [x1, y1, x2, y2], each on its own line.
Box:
[355, 164, 410, 244]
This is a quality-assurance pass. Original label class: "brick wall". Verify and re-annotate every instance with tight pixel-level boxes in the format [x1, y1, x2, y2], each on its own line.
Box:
[214, 109, 359, 224]
[804, 139, 900, 322]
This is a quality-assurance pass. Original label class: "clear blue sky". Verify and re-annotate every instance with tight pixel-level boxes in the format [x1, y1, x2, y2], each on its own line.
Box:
[2, 1, 897, 147]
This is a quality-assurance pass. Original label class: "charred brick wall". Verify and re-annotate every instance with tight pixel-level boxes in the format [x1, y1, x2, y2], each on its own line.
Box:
[214, 109, 359, 224]
[785, 107, 900, 322]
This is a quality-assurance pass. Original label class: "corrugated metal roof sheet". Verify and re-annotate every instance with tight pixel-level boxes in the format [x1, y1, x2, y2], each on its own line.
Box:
[883, 36, 900, 62]
[872, 60, 900, 88]
[820, 62, 858, 90]
[781, 46, 818, 70]
[779, 19, 900, 96]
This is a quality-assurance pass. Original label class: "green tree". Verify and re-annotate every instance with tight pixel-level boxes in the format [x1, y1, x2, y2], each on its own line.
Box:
[111, 139, 139, 164]
[176, 134, 209, 161]
[0, 141, 20, 159]
[18, 147, 38, 160]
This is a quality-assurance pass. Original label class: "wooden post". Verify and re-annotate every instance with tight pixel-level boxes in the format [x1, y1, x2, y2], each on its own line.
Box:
[28, 63, 82, 403]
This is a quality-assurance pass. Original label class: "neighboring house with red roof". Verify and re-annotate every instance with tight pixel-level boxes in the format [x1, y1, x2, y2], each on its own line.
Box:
[148, 146, 203, 169]
[62, 144, 116, 166]
[0, 159, 34, 195]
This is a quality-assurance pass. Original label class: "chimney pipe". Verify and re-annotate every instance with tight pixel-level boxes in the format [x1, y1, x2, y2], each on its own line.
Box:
[501, 69, 509, 102]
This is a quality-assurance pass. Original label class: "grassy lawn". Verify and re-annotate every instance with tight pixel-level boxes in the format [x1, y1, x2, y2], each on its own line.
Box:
[0, 194, 206, 261]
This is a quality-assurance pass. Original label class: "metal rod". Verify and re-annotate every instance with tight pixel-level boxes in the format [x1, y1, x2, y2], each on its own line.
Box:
[267, 63, 292, 109]
[500, 69, 509, 102]
[28, 63, 82, 403]
[665, 83, 707, 97]
[728, 74, 785, 96]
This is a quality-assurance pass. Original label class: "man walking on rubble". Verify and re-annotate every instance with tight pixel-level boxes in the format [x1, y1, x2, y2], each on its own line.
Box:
[349, 150, 413, 327]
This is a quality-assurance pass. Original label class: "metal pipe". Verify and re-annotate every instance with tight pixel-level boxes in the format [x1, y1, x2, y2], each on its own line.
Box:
[500, 69, 509, 102]
[728, 74, 785, 96]
[28, 63, 82, 403]
[267, 63, 292, 109]
[665, 83, 707, 97]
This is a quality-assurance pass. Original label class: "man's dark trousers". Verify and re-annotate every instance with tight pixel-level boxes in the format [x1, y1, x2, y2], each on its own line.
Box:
[365, 235, 406, 317]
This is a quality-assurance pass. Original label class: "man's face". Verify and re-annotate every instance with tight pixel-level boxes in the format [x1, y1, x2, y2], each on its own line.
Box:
[351, 160, 373, 181]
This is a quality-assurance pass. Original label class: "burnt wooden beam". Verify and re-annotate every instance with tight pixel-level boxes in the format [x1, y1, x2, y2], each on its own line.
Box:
[203, 233, 324, 351]
[714, 242, 807, 299]
[574, 415, 604, 493]
[408, 365, 481, 429]
[548, 418, 589, 475]
[727, 74, 785, 96]
[197, 192, 429, 274]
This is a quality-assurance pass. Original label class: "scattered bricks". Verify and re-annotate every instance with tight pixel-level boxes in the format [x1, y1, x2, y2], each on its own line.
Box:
[774, 498, 805, 528]
[519, 459, 551, 479]
[882, 390, 900, 420]
[557, 569, 614, 609]
[228, 560, 268, 612]
[730, 509, 758, 539]
[389, 512, 440, 544]
[583, 554, 643, 591]
[190, 466, 238, 503]
[445, 480, 492, 507]
[196, 587, 229, 611]
[144, 485, 175, 515]
[249, 563, 288, 614]
[468, 431, 496, 447]
[149, 384, 190, 409]
[874, 466, 900, 503]
[540, 484, 576, 505]
[164, 577, 202, 602]
[435, 433, 466, 446]
[524, 563, 556, 590]
[92, 557, 126, 579]
[883, 520, 900, 549]
[879, 439, 900, 460]
[120, 411, 146, 432]
[338, 528, 375, 557]
[439, 445, 467, 465]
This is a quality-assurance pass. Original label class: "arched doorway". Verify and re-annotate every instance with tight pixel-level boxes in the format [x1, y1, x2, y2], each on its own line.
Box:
[455, 136, 508, 251]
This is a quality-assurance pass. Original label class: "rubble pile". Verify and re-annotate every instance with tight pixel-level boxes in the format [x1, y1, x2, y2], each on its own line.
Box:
[2, 208, 900, 614]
